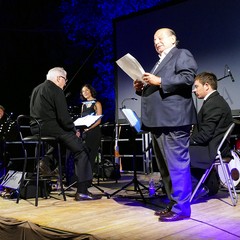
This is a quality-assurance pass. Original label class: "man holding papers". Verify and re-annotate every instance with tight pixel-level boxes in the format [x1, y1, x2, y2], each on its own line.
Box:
[133, 28, 198, 221]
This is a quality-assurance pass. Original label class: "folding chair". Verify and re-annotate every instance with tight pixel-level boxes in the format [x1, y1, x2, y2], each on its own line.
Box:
[190, 122, 238, 206]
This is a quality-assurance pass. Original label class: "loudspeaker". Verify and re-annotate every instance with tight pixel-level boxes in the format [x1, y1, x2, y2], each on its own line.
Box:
[19, 180, 50, 199]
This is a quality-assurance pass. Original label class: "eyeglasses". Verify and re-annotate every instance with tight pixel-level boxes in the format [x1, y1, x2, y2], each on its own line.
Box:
[59, 76, 68, 83]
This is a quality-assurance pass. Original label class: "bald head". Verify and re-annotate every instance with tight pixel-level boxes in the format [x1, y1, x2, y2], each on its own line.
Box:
[154, 28, 178, 55]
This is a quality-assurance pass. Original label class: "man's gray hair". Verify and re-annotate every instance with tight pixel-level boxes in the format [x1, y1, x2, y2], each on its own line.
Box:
[46, 67, 66, 81]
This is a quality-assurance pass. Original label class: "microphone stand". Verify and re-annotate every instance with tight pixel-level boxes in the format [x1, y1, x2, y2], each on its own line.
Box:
[218, 65, 235, 82]
[217, 74, 231, 82]
[121, 98, 138, 109]
[108, 107, 148, 202]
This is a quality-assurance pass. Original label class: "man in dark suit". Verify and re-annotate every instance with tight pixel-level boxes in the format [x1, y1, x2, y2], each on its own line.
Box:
[190, 72, 233, 197]
[30, 67, 101, 201]
[134, 28, 198, 221]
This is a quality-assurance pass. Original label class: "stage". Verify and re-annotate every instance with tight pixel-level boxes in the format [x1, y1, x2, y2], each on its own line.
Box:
[0, 172, 240, 240]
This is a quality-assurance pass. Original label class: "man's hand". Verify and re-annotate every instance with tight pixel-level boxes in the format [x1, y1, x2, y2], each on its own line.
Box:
[133, 79, 144, 91]
[143, 72, 161, 86]
[76, 130, 80, 138]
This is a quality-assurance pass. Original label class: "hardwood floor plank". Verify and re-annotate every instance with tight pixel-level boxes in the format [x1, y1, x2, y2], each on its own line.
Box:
[0, 173, 239, 239]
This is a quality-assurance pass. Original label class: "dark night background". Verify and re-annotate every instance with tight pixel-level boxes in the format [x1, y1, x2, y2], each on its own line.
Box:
[2, 0, 240, 126]
[0, 0, 172, 124]
[1, 0, 240, 177]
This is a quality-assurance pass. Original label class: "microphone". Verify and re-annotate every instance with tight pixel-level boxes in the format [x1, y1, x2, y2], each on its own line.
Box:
[121, 98, 138, 109]
[226, 65, 235, 82]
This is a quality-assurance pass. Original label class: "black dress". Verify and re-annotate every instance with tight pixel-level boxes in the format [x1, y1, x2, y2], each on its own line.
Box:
[81, 100, 101, 172]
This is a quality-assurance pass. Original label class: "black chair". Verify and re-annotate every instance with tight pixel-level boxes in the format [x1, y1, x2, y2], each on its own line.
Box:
[190, 122, 238, 206]
[16, 115, 66, 206]
[95, 135, 115, 184]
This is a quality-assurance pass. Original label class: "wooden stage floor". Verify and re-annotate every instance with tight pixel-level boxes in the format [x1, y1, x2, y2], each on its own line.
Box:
[0, 172, 240, 240]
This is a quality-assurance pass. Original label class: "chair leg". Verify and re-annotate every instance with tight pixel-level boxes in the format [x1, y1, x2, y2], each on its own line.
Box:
[16, 149, 28, 204]
[35, 143, 42, 207]
[97, 147, 101, 185]
[221, 163, 238, 206]
[57, 143, 66, 201]
[190, 165, 214, 202]
[96, 147, 106, 184]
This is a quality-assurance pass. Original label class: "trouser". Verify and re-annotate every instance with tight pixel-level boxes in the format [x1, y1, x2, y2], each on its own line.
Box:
[152, 125, 192, 217]
[58, 133, 92, 193]
[58, 133, 92, 183]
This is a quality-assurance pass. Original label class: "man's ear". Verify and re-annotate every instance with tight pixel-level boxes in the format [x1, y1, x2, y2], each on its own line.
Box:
[204, 82, 209, 89]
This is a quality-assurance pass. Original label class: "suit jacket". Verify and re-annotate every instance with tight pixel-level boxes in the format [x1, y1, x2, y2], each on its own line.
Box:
[190, 91, 233, 169]
[30, 80, 76, 137]
[140, 47, 198, 131]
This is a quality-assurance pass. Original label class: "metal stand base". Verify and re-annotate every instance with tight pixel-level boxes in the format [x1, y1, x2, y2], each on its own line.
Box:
[108, 125, 149, 202]
[108, 171, 148, 202]
[60, 180, 110, 198]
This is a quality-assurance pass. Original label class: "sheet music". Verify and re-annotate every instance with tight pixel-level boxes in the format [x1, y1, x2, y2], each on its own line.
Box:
[116, 53, 146, 82]
[74, 115, 103, 127]
[121, 108, 142, 133]
[0, 170, 26, 189]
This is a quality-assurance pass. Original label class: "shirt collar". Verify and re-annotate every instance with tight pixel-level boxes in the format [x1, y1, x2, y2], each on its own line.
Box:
[160, 45, 175, 61]
[204, 90, 217, 101]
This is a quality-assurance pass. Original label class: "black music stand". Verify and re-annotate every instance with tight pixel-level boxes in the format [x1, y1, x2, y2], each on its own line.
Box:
[0, 117, 18, 181]
[109, 108, 148, 202]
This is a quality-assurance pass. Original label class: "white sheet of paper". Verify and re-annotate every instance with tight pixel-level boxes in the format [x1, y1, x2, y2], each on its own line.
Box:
[116, 53, 145, 81]
[74, 115, 103, 127]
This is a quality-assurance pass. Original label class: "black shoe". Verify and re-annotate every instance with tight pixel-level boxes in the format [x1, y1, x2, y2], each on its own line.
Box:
[154, 205, 172, 216]
[75, 192, 102, 201]
[194, 185, 209, 200]
[159, 211, 189, 222]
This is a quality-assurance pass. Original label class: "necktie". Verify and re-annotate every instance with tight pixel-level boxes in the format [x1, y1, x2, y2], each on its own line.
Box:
[151, 59, 161, 74]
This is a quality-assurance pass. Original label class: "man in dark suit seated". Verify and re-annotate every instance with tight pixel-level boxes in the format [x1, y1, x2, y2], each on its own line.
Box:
[30, 67, 102, 201]
[190, 72, 233, 199]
